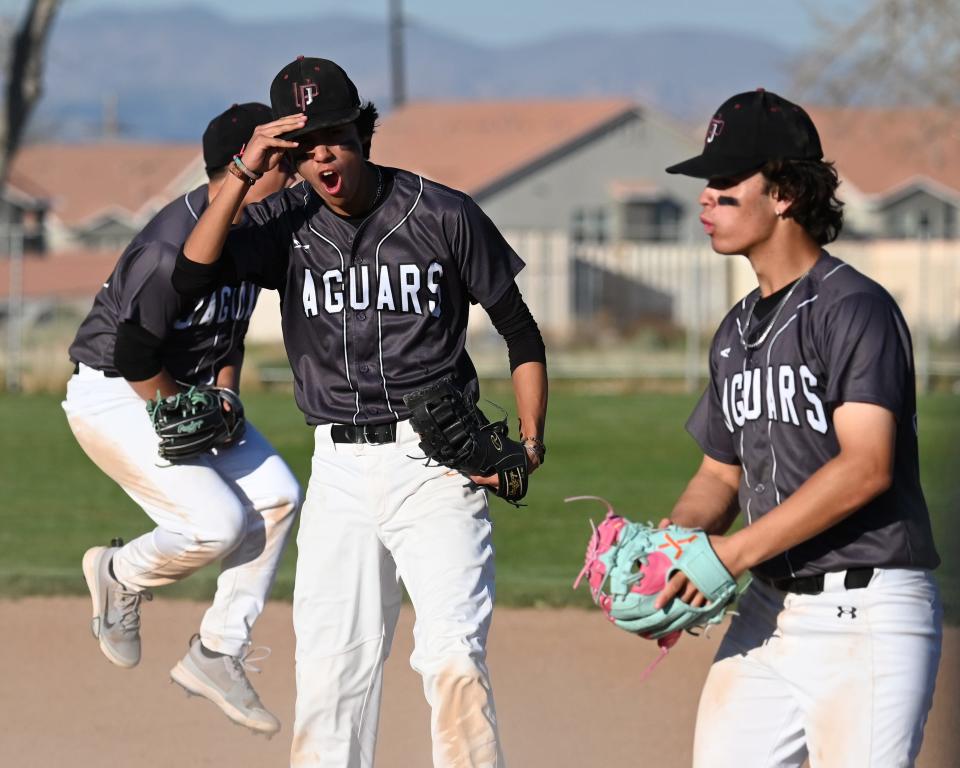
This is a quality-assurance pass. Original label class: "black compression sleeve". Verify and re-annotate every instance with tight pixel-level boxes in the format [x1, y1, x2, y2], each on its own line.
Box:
[486, 283, 546, 372]
[114, 321, 164, 381]
[172, 248, 226, 300]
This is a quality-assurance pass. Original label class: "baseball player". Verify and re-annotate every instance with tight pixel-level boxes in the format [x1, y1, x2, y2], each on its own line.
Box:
[63, 103, 301, 735]
[173, 57, 548, 767]
[657, 89, 942, 767]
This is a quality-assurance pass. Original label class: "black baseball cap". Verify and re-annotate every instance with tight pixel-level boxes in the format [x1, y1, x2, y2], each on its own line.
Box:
[270, 56, 361, 139]
[202, 102, 273, 172]
[665, 89, 823, 179]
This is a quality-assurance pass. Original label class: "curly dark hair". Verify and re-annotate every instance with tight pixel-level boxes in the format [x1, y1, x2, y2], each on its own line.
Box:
[761, 159, 844, 245]
[355, 102, 379, 160]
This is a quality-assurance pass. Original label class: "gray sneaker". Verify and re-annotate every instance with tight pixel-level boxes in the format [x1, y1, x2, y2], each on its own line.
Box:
[81, 544, 152, 668]
[170, 634, 280, 735]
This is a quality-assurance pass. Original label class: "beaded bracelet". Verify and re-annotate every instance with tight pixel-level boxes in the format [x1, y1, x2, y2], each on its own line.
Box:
[227, 161, 255, 186]
[232, 154, 262, 182]
[521, 436, 546, 467]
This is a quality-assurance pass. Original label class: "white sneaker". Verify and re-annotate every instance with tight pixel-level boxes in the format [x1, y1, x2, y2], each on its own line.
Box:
[170, 634, 280, 735]
[81, 543, 151, 668]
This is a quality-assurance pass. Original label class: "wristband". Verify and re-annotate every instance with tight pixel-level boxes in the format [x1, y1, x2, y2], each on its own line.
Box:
[521, 435, 546, 466]
[227, 161, 255, 186]
[232, 154, 262, 182]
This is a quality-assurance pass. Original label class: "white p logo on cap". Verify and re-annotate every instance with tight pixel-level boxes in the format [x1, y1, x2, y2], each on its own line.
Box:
[705, 117, 724, 144]
[294, 83, 319, 109]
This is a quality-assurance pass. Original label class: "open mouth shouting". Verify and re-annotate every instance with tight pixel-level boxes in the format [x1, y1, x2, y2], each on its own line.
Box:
[319, 169, 343, 196]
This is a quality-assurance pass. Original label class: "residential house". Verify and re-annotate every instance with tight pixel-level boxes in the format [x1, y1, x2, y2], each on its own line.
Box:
[4, 103, 956, 374]
[370, 99, 704, 341]
[1, 171, 50, 253]
[810, 107, 960, 240]
[9, 143, 203, 251]
[371, 99, 704, 244]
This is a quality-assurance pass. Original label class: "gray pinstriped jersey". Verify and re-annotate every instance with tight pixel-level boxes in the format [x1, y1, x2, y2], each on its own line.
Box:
[69, 185, 260, 385]
[687, 252, 940, 579]
[217, 168, 525, 426]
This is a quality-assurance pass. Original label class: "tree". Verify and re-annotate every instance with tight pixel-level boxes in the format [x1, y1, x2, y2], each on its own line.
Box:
[2, 0, 61, 393]
[0, 0, 61, 189]
[794, 0, 960, 108]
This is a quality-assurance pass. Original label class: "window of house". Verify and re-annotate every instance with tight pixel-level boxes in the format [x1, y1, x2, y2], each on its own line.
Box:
[622, 199, 682, 242]
[944, 203, 956, 240]
[570, 208, 608, 244]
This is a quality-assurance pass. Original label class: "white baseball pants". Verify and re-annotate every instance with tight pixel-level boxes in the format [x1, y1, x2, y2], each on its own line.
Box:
[693, 568, 942, 768]
[291, 421, 503, 768]
[63, 364, 300, 656]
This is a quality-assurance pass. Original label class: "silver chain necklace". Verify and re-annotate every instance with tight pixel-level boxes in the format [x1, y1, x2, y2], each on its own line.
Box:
[369, 163, 383, 210]
[738, 270, 811, 350]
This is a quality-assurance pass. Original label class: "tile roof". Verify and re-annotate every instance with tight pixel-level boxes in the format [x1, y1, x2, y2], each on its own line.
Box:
[809, 107, 960, 197]
[0, 248, 121, 299]
[370, 99, 638, 195]
[10, 143, 201, 227]
[608, 180, 670, 201]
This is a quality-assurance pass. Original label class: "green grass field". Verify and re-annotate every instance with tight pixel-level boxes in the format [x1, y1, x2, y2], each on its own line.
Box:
[1, 386, 957, 620]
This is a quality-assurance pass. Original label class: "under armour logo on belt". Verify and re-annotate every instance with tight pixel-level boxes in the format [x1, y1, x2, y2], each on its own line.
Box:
[837, 606, 857, 619]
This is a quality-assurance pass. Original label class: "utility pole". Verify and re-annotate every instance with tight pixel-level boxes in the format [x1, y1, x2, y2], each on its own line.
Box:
[5, 222, 23, 392]
[389, 0, 406, 108]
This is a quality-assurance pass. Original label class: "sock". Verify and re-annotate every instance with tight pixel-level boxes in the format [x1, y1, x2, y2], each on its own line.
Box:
[200, 640, 228, 659]
[107, 556, 120, 584]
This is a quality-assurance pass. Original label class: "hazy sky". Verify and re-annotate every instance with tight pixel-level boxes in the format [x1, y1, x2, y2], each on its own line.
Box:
[46, 0, 868, 48]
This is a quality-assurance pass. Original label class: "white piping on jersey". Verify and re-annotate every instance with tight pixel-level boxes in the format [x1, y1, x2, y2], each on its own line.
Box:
[738, 355, 754, 494]
[190, 329, 221, 382]
[183, 187, 240, 383]
[309, 223, 361, 423]
[746, 497, 752, 525]
[823, 261, 849, 280]
[374, 174, 424, 421]
[740, 430, 749, 489]
[765, 312, 801, 507]
[184, 191, 199, 222]
[190, 296, 247, 384]
[763, 294, 819, 577]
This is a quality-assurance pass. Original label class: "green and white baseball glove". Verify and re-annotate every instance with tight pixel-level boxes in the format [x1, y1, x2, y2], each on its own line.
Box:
[147, 386, 245, 461]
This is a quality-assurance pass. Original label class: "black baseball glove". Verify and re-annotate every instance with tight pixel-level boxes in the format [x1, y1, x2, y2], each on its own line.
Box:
[147, 386, 245, 461]
[402, 376, 530, 504]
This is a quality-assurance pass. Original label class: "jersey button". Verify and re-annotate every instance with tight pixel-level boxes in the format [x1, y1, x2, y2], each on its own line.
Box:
[356, 311, 366, 321]
[359, 363, 370, 373]
[754, 483, 765, 493]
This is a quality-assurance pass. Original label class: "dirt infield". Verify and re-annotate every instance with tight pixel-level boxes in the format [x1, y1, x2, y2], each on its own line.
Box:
[2, 597, 956, 767]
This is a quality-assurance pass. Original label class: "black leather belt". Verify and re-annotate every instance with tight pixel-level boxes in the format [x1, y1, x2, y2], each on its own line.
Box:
[330, 422, 398, 444]
[758, 567, 875, 595]
[72, 362, 122, 378]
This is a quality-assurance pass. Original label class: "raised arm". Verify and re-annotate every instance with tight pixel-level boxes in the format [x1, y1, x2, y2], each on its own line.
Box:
[182, 114, 306, 266]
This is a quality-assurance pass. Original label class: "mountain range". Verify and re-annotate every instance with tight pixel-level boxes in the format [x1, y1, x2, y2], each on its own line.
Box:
[28, 6, 799, 141]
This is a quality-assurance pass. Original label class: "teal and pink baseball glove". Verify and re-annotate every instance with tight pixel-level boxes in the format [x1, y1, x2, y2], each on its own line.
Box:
[571, 497, 738, 670]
